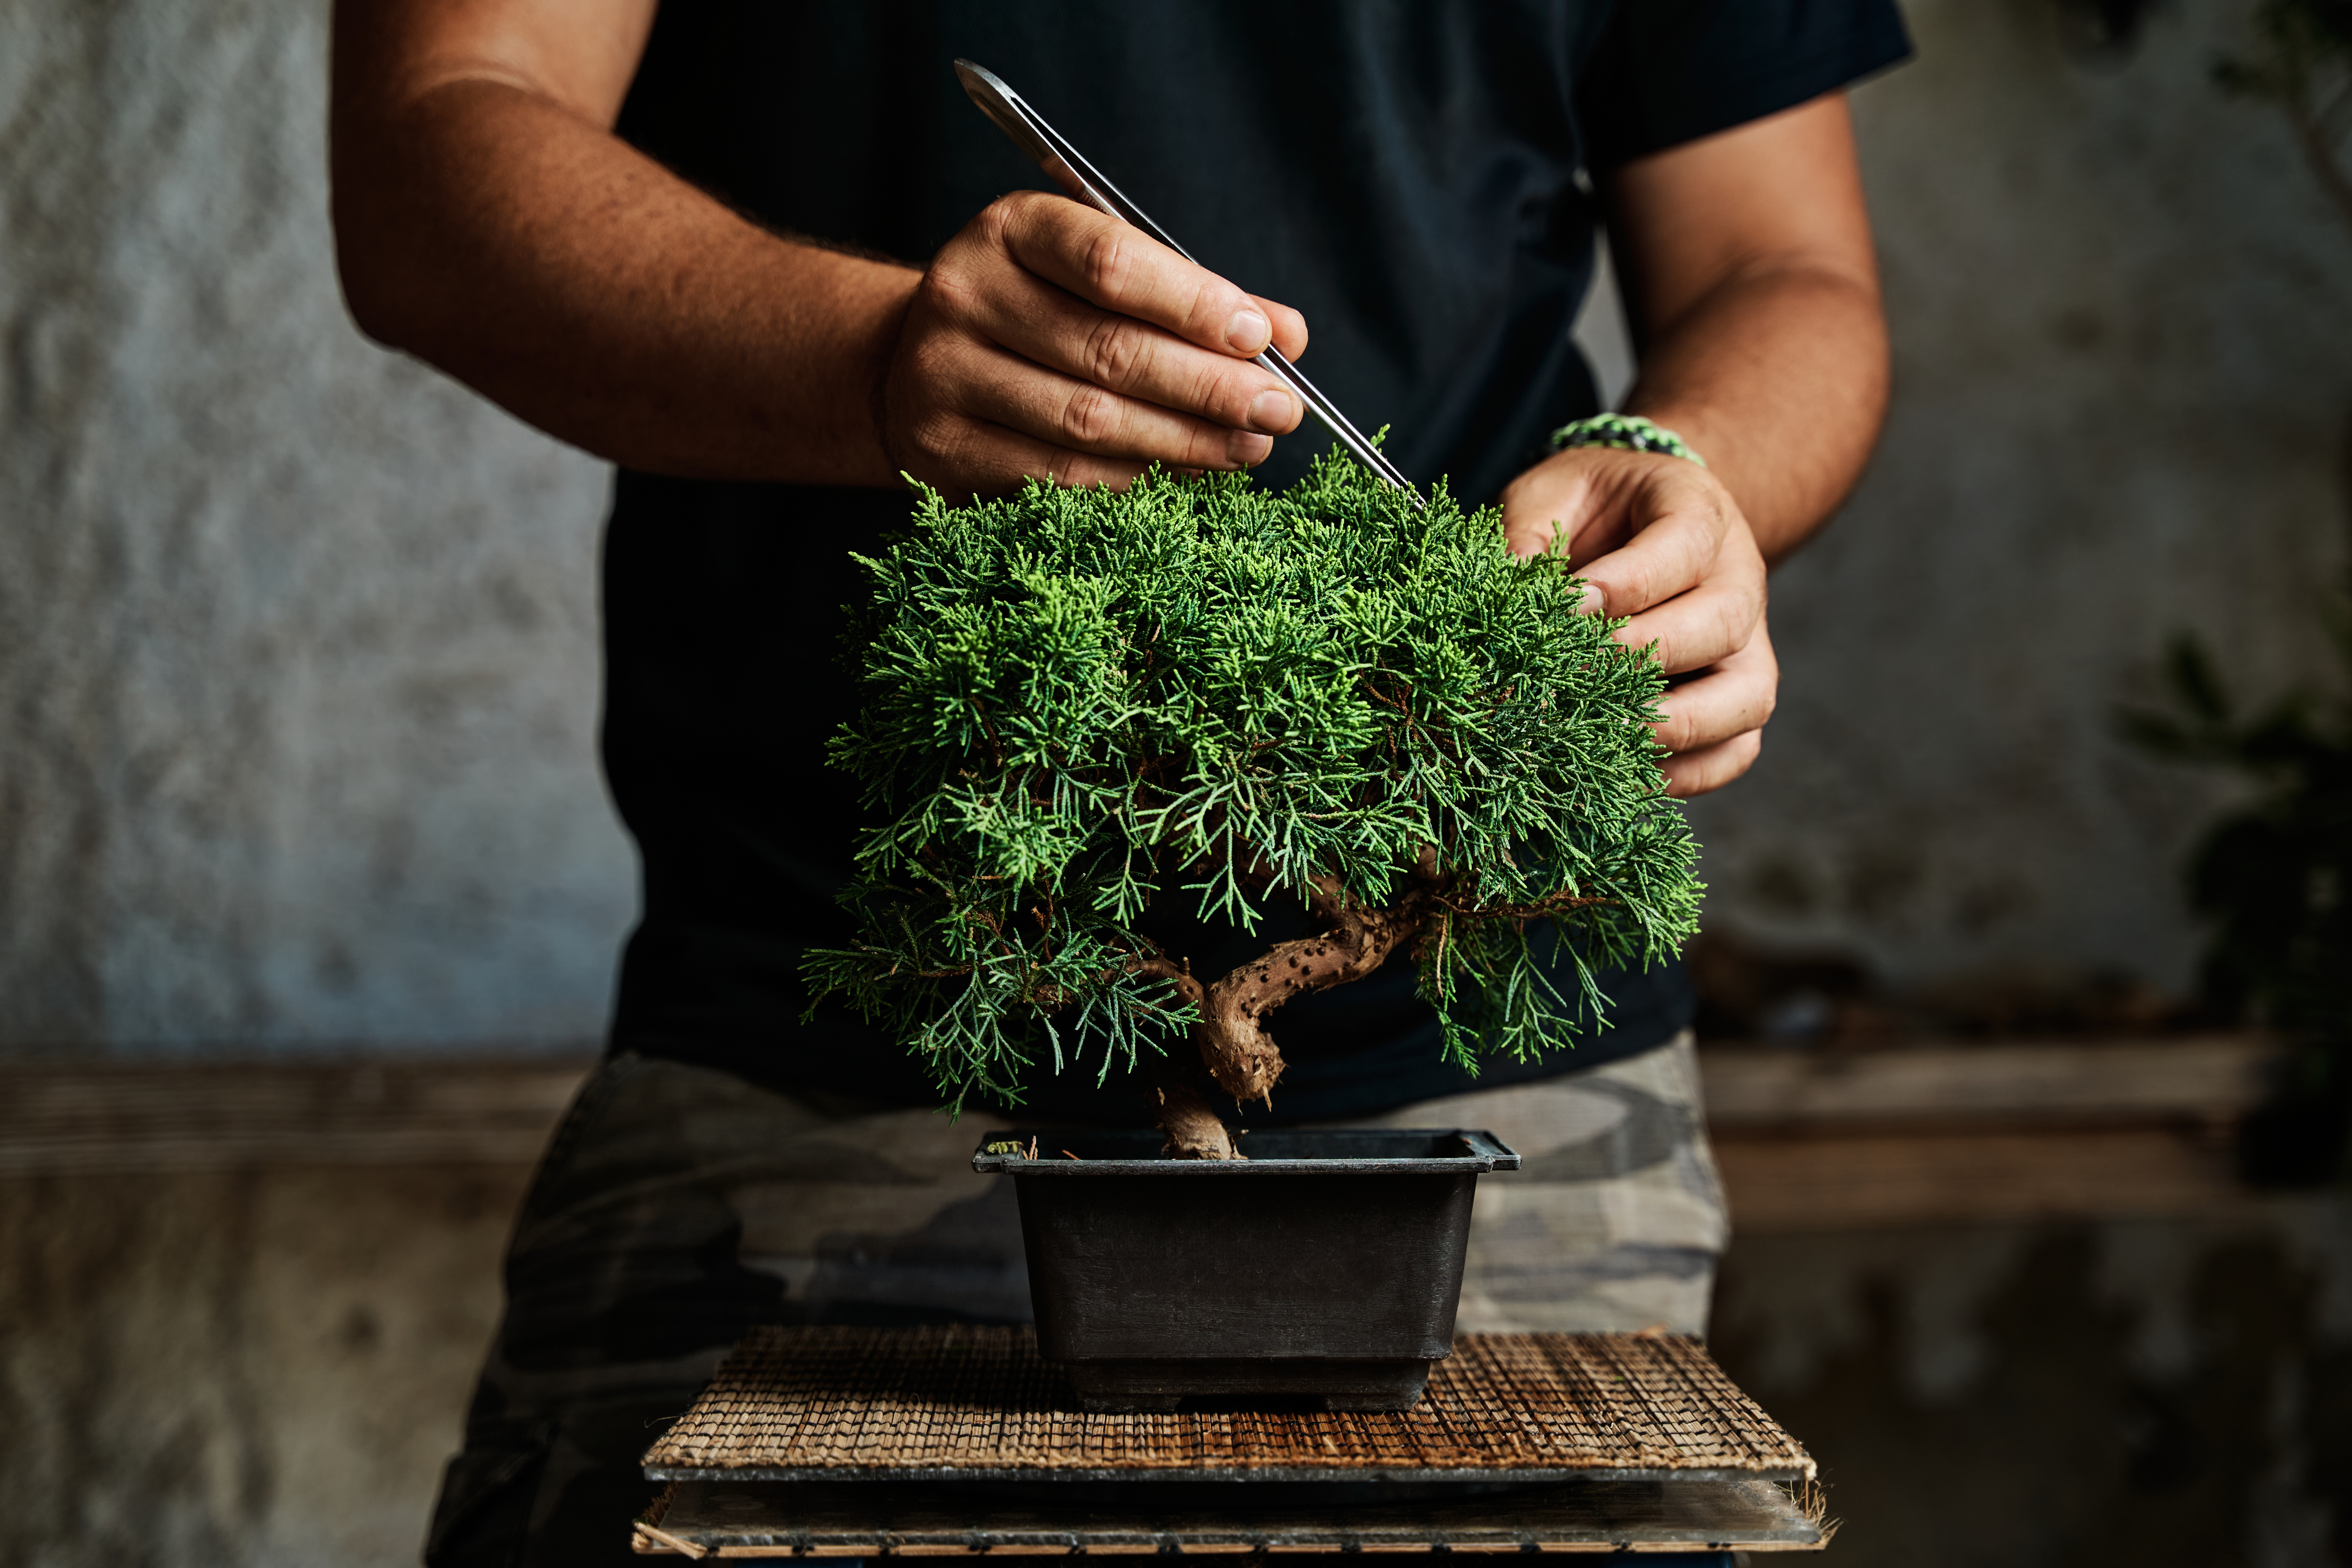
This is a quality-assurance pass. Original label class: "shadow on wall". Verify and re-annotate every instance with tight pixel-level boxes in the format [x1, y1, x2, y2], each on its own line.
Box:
[1712, 1212, 2352, 1568]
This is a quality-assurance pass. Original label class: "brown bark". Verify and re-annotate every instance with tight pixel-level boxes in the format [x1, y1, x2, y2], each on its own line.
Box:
[1130, 856, 1611, 1157]
[1191, 871, 1446, 1106]
[1135, 864, 1449, 1158]
[1153, 1081, 1243, 1160]
[1128, 957, 1230, 1159]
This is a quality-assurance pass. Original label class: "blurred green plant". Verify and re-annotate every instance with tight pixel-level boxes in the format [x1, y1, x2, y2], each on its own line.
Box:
[2123, 627, 2352, 1183]
[2132, 0, 2352, 1184]
[2215, 0, 2352, 232]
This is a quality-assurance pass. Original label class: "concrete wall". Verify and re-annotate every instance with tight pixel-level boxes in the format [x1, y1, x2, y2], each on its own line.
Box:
[3, 0, 2347, 1038]
[1686, 0, 2352, 1002]
[0, 3, 632, 1053]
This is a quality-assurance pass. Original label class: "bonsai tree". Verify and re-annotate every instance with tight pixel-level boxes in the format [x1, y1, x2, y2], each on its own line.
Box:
[805, 451, 1703, 1158]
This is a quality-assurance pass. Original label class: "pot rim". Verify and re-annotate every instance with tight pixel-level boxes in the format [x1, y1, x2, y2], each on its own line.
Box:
[972, 1126, 1520, 1175]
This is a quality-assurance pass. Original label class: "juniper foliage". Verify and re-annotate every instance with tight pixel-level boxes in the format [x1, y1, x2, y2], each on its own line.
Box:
[804, 453, 1703, 1110]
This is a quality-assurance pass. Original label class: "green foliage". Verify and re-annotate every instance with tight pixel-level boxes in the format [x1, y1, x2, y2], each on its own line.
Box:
[2124, 631, 2352, 1039]
[2121, 4, 2352, 1183]
[803, 453, 1703, 1111]
[2123, 622, 2352, 1180]
[2215, 0, 2352, 235]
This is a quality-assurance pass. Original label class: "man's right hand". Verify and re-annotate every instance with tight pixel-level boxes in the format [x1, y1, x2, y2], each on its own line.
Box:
[879, 190, 1309, 496]
[332, 0, 1307, 493]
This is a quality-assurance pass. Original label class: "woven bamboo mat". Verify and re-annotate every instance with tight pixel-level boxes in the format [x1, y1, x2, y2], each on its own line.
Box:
[641, 1327, 1813, 1483]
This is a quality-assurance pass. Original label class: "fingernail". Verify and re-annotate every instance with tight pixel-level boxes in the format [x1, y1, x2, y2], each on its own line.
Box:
[1226, 430, 1274, 467]
[1575, 582, 1607, 616]
[1247, 388, 1297, 433]
[1224, 308, 1270, 354]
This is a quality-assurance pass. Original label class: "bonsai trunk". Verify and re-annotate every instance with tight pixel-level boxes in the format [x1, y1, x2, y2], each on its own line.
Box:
[1139, 866, 1448, 1159]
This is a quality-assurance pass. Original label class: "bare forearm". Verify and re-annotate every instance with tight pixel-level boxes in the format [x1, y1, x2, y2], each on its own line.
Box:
[1620, 262, 1888, 563]
[1597, 93, 1889, 565]
[332, 75, 915, 485]
[1499, 94, 1890, 797]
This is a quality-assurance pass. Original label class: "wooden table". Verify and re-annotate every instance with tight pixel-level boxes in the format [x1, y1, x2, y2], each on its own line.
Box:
[630, 1325, 1826, 1557]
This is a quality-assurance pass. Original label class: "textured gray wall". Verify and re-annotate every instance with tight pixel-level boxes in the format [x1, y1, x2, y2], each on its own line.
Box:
[1686, 0, 2352, 999]
[0, 3, 632, 1051]
[3, 0, 2347, 1055]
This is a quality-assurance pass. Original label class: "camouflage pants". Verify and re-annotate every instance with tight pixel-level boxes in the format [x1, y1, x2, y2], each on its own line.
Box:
[1340, 1031, 1727, 1336]
[426, 1035, 1726, 1567]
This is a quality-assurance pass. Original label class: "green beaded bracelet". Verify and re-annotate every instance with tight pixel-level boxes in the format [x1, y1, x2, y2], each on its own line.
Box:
[1548, 414, 1706, 468]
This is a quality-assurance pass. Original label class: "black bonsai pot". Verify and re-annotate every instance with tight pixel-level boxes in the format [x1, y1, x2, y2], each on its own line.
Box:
[973, 1128, 1520, 1411]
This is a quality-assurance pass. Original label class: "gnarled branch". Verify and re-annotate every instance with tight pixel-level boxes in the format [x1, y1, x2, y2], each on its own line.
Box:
[1190, 867, 1451, 1110]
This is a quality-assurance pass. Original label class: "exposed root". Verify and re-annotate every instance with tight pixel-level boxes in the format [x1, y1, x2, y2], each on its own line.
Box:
[1128, 958, 1242, 1159]
[1154, 1082, 1244, 1161]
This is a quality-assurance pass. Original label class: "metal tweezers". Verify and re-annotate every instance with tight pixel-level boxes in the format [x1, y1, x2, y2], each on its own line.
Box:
[955, 59, 1420, 503]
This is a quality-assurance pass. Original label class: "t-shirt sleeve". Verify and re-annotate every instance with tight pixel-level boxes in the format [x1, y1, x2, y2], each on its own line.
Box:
[1578, 0, 1913, 168]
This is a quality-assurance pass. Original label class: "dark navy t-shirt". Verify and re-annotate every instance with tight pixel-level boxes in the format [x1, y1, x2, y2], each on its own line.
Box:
[601, 0, 1909, 1121]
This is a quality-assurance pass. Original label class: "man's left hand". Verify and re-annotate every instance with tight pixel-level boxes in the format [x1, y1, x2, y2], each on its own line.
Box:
[1500, 445, 1775, 799]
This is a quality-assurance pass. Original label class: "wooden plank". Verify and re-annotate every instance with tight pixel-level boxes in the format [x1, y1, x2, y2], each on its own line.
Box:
[631, 1476, 1825, 1556]
[0, 1037, 2275, 1216]
[1698, 1035, 2272, 1131]
[0, 1058, 592, 1173]
[1714, 1124, 2250, 1231]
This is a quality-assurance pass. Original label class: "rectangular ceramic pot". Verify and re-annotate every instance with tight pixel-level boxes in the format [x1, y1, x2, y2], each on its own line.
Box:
[973, 1128, 1520, 1412]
